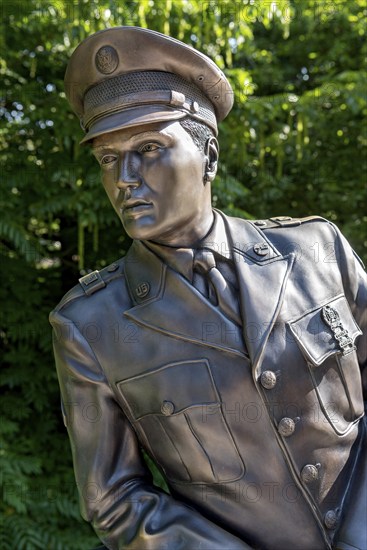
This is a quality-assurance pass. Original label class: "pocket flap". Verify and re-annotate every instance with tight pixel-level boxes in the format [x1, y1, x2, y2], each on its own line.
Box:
[117, 359, 218, 420]
[288, 295, 362, 366]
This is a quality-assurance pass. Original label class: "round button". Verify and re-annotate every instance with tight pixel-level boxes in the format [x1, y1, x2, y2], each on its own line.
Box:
[301, 464, 319, 484]
[253, 243, 269, 256]
[161, 401, 175, 416]
[260, 370, 277, 390]
[278, 417, 296, 437]
[324, 510, 338, 530]
[254, 220, 267, 227]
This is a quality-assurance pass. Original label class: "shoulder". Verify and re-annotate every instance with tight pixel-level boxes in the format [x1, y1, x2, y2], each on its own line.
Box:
[248, 215, 350, 262]
[222, 211, 363, 269]
[232, 213, 340, 245]
[50, 257, 127, 319]
[221, 210, 334, 236]
[250, 215, 339, 245]
[222, 211, 338, 252]
[244, 215, 365, 276]
[247, 215, 358, 259]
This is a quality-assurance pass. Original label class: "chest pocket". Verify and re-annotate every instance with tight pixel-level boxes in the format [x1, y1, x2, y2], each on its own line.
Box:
[288, 294, 364, 435]
[117, 359, 244, 484]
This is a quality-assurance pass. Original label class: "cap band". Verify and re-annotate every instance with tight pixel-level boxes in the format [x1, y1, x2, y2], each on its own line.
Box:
[82, 70, 218, 135]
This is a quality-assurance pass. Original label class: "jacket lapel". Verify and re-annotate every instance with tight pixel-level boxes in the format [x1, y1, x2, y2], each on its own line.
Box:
[123, 212, 295, 369]
[223, 213, 295, 372]
[123, 240, 246, 357]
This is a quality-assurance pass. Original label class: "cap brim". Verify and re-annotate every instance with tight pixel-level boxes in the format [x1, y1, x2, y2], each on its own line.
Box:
[80, 105, 188, 144]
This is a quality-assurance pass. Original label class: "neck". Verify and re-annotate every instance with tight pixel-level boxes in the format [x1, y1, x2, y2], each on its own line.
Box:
[150, 210, 214, 248]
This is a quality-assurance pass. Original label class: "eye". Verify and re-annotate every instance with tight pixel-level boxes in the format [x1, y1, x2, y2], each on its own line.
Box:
[100, 154, 117, 165]
[139, 142, 160, 154]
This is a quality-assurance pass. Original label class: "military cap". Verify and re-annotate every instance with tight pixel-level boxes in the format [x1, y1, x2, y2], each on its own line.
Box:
[64, 26, 233, 143]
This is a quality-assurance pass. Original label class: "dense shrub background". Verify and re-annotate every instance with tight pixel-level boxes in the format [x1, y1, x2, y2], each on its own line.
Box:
[1, 1, 366, 548]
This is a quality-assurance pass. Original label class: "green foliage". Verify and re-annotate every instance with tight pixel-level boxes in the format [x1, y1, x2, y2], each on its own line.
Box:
[1, 1, 366, 548]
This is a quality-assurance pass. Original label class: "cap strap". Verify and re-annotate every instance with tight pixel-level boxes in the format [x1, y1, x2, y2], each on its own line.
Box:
[83, 89, 199, 131]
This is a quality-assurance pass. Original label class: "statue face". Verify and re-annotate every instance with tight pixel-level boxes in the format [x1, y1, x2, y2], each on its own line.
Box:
[92, 120, 214, 246]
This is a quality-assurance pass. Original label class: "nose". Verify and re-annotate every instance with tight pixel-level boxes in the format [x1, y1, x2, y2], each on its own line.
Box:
[116, 152, 140, 189]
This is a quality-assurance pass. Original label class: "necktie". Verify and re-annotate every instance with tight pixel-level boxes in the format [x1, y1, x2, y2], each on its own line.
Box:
[193, 249, 242, 326]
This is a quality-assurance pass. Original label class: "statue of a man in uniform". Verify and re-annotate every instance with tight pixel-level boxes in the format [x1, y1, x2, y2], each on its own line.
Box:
[50, 27, 366, 550]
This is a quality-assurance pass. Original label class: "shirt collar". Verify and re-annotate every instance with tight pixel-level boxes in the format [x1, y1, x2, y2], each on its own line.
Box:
[199, 210, 232, 261]
[143, 210, 232, 282]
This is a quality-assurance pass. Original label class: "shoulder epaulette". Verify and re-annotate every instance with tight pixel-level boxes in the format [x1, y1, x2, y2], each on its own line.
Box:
[52, 259, 124, 313]
[252, 215, 326, 230]
[78, 259, 123, 296]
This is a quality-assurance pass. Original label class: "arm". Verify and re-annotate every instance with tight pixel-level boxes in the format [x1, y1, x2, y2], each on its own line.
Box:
[333, 225, 367, 550]
[334, 225, 367, 373]
[50, 309, 251, 550]
[334, 418, 366, 550]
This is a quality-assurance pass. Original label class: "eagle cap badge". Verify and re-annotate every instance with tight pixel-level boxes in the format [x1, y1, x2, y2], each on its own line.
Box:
[95, 45, 119, 74]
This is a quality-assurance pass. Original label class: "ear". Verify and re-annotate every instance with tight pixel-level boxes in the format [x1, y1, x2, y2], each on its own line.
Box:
[203, 136, 219, 184]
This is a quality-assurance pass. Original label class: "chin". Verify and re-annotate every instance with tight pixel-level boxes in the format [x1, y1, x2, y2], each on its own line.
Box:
[122, 223, 156, 242]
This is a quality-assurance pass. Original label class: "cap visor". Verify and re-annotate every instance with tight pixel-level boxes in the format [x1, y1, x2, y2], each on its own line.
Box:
[80, 105, 187, 144]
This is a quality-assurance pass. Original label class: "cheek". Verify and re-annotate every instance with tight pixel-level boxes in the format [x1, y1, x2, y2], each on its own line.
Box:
[101, 173, 117, 199]
[151, 153, 202, 190]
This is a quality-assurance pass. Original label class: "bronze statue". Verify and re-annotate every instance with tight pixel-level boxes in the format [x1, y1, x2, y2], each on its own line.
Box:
[50, 27, 366, 550]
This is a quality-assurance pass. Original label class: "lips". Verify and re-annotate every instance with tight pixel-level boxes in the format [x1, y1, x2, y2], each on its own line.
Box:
[122, 199, 152, 211]
[121, 199, 153, 218]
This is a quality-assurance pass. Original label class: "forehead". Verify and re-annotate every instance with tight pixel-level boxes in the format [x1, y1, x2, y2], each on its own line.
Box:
[92, 120, 187, 149]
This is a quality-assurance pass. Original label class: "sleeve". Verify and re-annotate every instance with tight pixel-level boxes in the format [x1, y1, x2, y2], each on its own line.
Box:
[331, 225, 367, 550]
[333, 223, 367, 392]
[50, 309, 251, 550]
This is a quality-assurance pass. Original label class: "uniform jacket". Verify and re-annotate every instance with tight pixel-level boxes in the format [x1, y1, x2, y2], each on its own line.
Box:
[50, 212, 367, 550]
